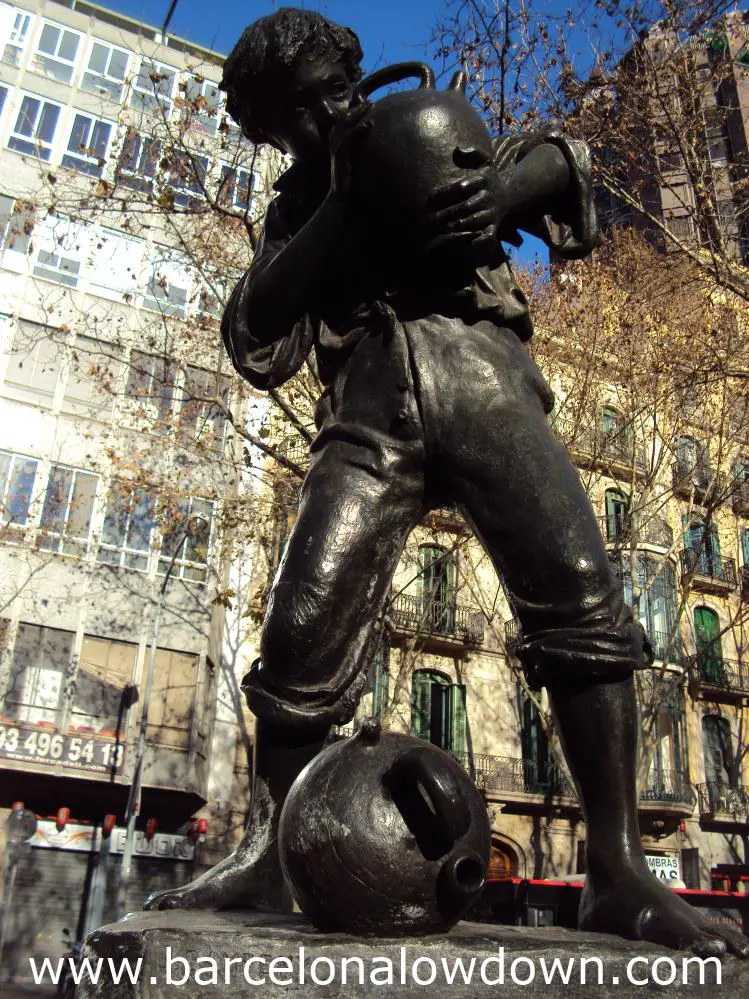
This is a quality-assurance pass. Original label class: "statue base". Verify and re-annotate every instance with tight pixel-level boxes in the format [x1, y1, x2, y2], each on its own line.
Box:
[75, 909, 748, 998]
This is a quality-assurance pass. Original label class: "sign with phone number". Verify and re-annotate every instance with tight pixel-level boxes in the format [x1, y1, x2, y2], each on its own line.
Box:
[0, 723, 125, 773]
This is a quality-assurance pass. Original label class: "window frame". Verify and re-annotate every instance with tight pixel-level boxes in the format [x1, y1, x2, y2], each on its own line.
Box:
[32, 18, 82, 84]
[61, 111, 114, 177]
[157, 496, 214, 582]
[130, 57, 178, 116]
[2, 7, 34, 67]
[97, 480, 157, 571]
[37, 463, 98, 558]
[7, 91, 62, 161]
[80, 37, 130, 103]
[0, 449, 39, 534]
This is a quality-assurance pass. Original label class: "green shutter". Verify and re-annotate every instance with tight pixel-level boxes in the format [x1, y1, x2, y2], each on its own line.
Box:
[694, 607, 724, 683]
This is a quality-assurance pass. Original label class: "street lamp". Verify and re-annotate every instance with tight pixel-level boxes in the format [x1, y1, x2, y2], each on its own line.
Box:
[116, 513, 208, 917]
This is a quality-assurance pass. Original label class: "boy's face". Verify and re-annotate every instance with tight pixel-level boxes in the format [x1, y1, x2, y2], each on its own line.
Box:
[261, 55, 356, 161]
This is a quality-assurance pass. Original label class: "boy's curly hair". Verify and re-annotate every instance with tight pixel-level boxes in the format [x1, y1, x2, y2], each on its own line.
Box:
[220, 8, 364, 147]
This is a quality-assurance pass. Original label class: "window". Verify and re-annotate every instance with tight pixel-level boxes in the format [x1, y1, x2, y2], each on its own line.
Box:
[158, 497, 213, 581]
[145, 648, 197, 748]
[2, 7, 33, 66]
[617, 556, 679, 662]
[7, 93, 60, 159]
[125, 350, 176, 425]
[0, 84, 6, 118]
[81, 40, 129, 102]
[683, 517, 724, 579]
[33, 20, 81, 83]
[742, 527, 749, 567]
[177, 366, 229, 449]
[86, 227, 144, 297]
[97, 482, 156, 571]
[410, 669, 466, 754]
[4, 623, 74, 725]
[142, 247, 192, 316]
[675, 435, 703, 471]
[0, 450, 38, 532]
[130, 58, 177, 115]
[0, 194, 33, 259]
[62, 336, 120, 416]
[166, 150, 209, 208]
[32, 216, 87, 287]
[61, 113, 112, 176]
[362, 633, 389, 721]
[648, 694, 687, 790]
[418, 544, 456, 635]
[218, 164, 255, 211]
[520, 691, 552, 793]
[117, 130, 161, 193]
[38, 464, 98, 557]
[72, 635, 136, 735]
[3, 319, 62, 402]
[182, 75, 222, 135]
[604, 489, 627, 542]
[694, 607, 724, 684]
[702, 715, 734, 788]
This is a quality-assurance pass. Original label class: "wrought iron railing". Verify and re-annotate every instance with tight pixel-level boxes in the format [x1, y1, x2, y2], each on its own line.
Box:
[276, 434, 310, 469]
[649, 629, 683, 664]
[686, 654, 749, 692]
[555, 421, 647, 470]
[697, 782, 749, 817]
[451, 752, 576, 799]
[640, 768, 694, 806]
[389, 593, 485, 644]
[504, 619, 521, 653]
[599, 515, 674, 549]
[679, 548, 737, 588]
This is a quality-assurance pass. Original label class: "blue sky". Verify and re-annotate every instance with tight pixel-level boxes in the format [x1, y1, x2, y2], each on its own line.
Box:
[96, 0, 446, 69]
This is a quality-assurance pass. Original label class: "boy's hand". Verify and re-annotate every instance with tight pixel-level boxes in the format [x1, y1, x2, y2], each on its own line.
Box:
[425, 167, 503, 260]
[328, 99, 372, 199]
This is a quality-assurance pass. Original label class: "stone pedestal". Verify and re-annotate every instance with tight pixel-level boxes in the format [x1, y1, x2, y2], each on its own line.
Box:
[75, 910, 749, 998]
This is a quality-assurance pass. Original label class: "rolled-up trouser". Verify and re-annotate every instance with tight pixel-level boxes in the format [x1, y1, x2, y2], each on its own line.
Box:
[242, 318, 651, 730]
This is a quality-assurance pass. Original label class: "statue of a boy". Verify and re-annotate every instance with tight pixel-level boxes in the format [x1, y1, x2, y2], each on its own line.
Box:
[147, 8, 748, 957]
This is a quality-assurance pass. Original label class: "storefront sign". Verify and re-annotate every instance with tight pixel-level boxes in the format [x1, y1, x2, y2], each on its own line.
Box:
[0, 723, 125, 773]
[30, 820, 195, 861]
[645, 853, 681, 882]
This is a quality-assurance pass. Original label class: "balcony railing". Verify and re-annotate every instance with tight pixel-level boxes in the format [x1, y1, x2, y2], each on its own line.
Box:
[672, 460, 720, 501]
[640, 768, 694, 806]
[389, 593, 485, 644]
[733, 481, 749, 516]
[504, 619, 521, 653]
[451, 752, 576, 799]
[599, 515, 674, 549]
[686, 654, 749, 693]
[556, 421, 647, 471]
[679, 548, 737, 589]
[697, 782, 749, 818]
[649, 629, 683, 664]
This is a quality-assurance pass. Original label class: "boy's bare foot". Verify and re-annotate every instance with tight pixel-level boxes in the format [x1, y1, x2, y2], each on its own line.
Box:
[144, 781, 292, 912]
[581, 862, 749, 957]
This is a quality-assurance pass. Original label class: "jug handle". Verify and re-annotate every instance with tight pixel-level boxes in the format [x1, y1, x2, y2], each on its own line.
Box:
[387, 746, 471, 842]
[358, 62, 435, 101]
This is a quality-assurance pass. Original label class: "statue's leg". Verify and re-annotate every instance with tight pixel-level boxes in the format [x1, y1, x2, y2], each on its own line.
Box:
[437, 325, 748, 956]
[145, 426, 424, 911]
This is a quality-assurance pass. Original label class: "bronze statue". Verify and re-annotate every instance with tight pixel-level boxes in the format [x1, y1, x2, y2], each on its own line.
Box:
[146, 7, 749, 957]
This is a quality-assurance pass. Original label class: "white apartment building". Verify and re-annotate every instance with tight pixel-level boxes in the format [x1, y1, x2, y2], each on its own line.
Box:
[0, 0, 271, 973]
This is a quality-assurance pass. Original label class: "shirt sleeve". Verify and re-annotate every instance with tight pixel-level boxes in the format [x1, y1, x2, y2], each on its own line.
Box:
[493, 130, 599, 260]
[220, 198, 319, 390]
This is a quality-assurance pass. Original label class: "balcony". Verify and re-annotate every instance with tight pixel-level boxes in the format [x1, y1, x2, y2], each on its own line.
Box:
[451, 752, 577, 804]
[504, 619, 521, 654]
[640, 769, 695, 830]
[686, 654, 749, 700]
[672, 460, 721, 503]
[556, 421, 647, 476]
[679, 548, 737, 594]
[733, 481, 749, 516]
[697, 782, 749, 823]
[649, 629, 683, 665]
[599, 514, 674, 549]
[389, 593, 485, 645]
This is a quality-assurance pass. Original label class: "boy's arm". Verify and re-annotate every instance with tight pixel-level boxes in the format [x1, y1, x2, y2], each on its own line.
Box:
[493, 132, 598, 259]
[221, 199, 322, 389]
